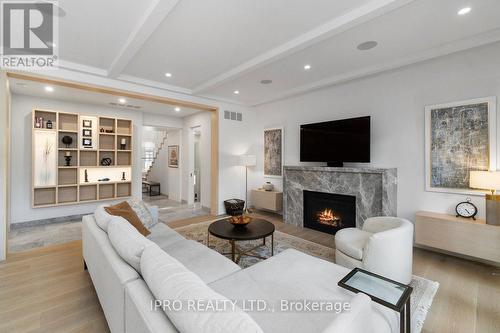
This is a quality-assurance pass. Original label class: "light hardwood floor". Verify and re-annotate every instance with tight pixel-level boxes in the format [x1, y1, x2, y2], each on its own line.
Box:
[1, 213, 499, 333]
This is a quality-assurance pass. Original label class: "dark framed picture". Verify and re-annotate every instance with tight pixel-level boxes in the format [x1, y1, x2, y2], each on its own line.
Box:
[82, 129, 92, 137]
[82, 138, 92, 147]
[83, 119, 92, 128]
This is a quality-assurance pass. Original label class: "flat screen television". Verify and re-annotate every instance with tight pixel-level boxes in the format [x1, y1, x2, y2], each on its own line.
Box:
[300, 116, 370, 167]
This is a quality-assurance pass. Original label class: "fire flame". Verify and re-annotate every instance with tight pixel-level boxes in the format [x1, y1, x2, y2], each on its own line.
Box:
[316, 208, 342, 226]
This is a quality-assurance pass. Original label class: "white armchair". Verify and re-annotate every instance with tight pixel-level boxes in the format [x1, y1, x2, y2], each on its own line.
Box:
[334, 217, 414, 284]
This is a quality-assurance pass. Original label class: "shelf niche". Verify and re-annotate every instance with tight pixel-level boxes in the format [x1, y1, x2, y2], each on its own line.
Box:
[117, 182, 132, 197]
[58, 186, 78, 204]
[58, 168, 78, 186]
[80, 151, 98, 167]
[34, 110, 56, 129]
[33, 187, 56, 207]
[99, 184, 115, 199]
[58, 150, 78, 167]
[58, 113, 78, 132]
[79, 184, 97, 202]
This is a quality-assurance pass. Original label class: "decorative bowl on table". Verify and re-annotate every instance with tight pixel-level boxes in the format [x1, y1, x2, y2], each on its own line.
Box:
[229, 215, 252, 226]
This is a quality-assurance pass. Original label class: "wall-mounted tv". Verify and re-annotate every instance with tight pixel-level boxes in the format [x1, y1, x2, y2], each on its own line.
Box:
[300, 116, 370, 167]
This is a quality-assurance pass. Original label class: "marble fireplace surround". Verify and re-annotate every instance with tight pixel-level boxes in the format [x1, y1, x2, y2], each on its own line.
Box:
[283, 166, 397, 229]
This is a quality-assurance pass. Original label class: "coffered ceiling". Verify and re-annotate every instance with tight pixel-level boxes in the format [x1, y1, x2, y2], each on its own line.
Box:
[53, 0, 500, 106]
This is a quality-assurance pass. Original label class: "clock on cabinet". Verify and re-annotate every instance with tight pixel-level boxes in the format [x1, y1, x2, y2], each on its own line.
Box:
[455, 198, 477, 220]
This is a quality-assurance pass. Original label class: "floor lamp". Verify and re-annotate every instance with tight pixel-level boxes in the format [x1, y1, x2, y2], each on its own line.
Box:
[239, 155, 256, 213]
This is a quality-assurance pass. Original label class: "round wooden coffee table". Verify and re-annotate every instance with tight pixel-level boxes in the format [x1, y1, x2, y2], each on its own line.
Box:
[207, 218, 275, 263]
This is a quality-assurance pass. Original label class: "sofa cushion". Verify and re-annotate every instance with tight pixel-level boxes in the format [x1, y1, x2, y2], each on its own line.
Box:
[147, 223, 185, 249]
[128, 198, 155, 229]
[105, 201, 151, 236]
[94, 204, 112, 232]
[161, 239, 241, 283]
[108, 217, 154, 273]
[321, 293, 373, 333]
[209, 249, 397, 333]
[334, 228, 372, 260]
[141, 244, 264, 333]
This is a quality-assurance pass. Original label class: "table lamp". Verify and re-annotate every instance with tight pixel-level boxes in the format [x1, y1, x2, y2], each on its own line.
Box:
[239, 155, 256, 213]
[470, 170, 500, 225]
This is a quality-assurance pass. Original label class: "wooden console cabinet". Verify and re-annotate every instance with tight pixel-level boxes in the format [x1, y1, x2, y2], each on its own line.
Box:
[251, 189, 283, 213]
[415, 211, 500, 264]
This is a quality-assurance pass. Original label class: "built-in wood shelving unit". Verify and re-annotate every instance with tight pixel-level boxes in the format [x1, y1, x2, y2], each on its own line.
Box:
[32, 109, 133, 208]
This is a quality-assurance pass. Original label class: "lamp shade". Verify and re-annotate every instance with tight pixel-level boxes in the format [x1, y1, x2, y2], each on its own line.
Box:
[470, 171, 500, 191]
[239, 155, 256, 167]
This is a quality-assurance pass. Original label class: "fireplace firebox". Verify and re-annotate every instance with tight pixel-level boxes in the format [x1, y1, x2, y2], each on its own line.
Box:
[303, 190, 356, 235]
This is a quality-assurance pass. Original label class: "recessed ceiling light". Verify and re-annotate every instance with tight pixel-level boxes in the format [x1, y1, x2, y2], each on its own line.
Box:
[458, 7, 471, 15]
[304, 64, 311, 70]
[165, 72, 172, 78]
[233, 90, 240, 95]
[260, 79, 273, 85]
[45, 86, 54, 92]
[357, 41, 378, 51]
[118, 98, 126, 104]
[175, 107, 181, 112]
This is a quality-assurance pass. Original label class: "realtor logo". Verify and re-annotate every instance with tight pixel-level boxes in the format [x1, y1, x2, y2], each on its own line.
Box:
[1, 1, 59, 69]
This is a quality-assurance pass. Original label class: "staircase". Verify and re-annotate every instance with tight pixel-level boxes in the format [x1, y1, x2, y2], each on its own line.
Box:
[143, 134, 168, 181]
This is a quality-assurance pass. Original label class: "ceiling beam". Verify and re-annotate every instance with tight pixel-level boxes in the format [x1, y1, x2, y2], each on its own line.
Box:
[192, 0, 416, 94]
[7, 72, 218, 111]
[107, 0, 181, 78]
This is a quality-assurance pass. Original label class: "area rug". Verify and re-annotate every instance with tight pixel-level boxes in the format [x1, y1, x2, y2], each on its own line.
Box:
[174, 220, 439, 333]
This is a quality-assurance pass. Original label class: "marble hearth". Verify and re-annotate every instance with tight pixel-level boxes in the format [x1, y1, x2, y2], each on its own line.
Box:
[283, 166, 397, 229]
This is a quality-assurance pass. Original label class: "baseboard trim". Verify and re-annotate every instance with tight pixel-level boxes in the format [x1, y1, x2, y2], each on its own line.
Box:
[10, 214, 85, 230]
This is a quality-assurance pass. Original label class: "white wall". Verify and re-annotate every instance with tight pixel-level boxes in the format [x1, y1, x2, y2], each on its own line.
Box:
[217, 107, 257, 213]
[182, 112, 211, 208]
[250, 42, 500, 221]
[0, 72, 10, 261]
[10, 94, 148, 224]
[165, 130, 182, 201]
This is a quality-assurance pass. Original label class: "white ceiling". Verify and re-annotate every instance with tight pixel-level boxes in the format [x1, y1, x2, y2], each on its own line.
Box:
[9, 78, 201, 118]
[49, 0, 500, 106]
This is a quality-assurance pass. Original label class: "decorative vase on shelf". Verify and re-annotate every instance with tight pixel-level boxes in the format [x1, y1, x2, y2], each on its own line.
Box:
[262, 182, 274, 191]
[62, 135, 73, 148]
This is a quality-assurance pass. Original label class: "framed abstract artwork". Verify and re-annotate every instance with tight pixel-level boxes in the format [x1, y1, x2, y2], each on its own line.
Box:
[425, 96, 496, 195]
[264, 127, 284, 177]
[168, 145, 179, 168]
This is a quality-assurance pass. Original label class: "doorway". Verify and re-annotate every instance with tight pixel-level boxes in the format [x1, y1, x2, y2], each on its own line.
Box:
[193, 128, 201, 204]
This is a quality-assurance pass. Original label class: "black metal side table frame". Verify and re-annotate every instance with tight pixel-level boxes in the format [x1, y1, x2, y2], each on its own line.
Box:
[338, 267, 413, 333]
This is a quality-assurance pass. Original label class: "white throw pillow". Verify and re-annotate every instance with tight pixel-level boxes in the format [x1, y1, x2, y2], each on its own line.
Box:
[141, 244, 264, 333]
[108, 217, 154, 273]
[127, 198, 154, 229]
[94, 204, 112, 232]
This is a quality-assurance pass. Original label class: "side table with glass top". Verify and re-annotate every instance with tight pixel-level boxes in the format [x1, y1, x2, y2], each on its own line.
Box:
[338, 267, 413, 333]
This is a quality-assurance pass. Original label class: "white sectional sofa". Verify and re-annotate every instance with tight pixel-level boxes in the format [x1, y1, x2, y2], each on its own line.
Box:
[82, 206, 398, 333]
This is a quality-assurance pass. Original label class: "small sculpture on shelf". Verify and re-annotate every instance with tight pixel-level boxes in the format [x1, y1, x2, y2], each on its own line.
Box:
[35, 117, 43, 128]
[46, 120, 53, 129]
[62, 135, 73, 148]
[121, 172, 126, 181]
[120, 138, 127, 150]
[100, 127, 105, 133]
[100, 157, 112, 166]
[84, 169, 89, 183]
[64, 151, 72, 166]
[98, 178, 110, 182]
